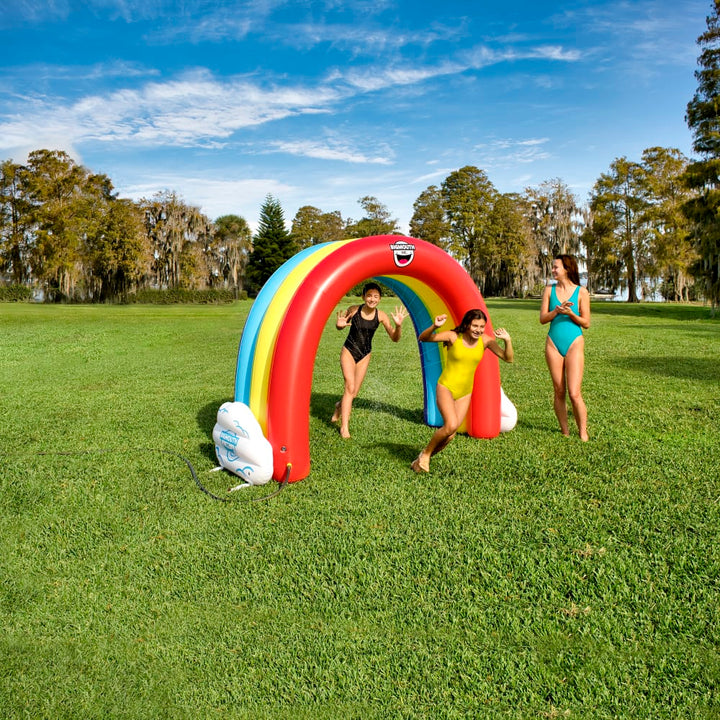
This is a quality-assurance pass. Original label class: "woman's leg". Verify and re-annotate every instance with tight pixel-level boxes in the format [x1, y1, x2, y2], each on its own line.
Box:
[545, 338, 570, 436]
[413, 386, 470, 471]
[338, 348, 371, 438]
[564, 338, 588, 441]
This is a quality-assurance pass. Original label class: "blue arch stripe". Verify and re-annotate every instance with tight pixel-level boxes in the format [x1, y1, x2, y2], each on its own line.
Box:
[376, 276, 442, 427]
[234, 242, 337, 404]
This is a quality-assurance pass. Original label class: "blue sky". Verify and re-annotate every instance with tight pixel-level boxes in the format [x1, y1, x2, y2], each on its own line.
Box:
[0, 0, 709, 232]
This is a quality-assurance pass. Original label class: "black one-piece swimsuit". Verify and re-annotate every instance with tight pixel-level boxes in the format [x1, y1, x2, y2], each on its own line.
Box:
[343, 308, 379, 363]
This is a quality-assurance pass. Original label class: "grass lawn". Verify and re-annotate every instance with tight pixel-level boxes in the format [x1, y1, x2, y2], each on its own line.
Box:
[1, 298, 719, 719]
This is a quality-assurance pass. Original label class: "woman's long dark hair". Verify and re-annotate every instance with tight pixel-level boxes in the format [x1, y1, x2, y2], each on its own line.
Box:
[446, 309, 487, 346]
[556, 254, 580, 285]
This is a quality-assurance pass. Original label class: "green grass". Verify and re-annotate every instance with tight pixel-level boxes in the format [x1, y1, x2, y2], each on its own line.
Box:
[1, 299, 719, 719]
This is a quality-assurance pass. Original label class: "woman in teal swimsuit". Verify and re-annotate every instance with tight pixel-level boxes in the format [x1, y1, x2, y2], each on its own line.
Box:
[540, 255, 591, 441]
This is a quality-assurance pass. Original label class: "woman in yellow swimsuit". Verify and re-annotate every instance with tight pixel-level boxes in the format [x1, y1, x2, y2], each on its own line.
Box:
[411, 309, 513, 473]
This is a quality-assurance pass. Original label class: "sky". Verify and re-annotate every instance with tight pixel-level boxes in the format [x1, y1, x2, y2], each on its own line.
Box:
[0, 0, 710, 233]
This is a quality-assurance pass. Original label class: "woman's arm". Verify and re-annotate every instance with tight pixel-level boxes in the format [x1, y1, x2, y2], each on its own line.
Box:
[336, 305, 357, 330]
[379, 306, 408, 342]
[484, 328, 514, 363]
[573, 287, 591, 329]
[539, 286, 556, 325]
[418, 314, 456, 344]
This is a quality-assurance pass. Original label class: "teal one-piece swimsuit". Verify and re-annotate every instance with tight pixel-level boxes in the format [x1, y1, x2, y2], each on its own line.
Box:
[548, 285, 582, 357]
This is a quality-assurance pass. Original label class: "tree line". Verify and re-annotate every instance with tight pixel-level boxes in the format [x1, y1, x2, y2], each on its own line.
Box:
[0, 146, 701, 304]
[2, 2, 720, 307]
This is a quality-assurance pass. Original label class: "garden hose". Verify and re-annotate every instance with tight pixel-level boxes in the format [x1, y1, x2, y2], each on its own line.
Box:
[34, 448, 289, 503]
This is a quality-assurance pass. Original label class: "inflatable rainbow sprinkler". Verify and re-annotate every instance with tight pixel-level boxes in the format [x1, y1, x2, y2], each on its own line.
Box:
[213, 235, 516, 486]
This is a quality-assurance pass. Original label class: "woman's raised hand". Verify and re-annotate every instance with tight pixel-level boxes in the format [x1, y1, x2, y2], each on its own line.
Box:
[392, 306, 408, 325]
[336, 310, 350, 327]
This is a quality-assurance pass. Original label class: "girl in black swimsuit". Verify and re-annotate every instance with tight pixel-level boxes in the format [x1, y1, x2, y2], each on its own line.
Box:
[331, 282, 408, 438]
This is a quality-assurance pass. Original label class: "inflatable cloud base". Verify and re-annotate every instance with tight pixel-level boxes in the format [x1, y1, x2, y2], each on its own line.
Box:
[212, 401, 274, 486]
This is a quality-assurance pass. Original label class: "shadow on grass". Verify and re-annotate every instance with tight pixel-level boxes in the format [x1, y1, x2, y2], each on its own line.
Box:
[197, 398, 232, 463]
[614, 356, 720, 382]
[485, 297, 718, 321]
[374, 440, 424, 464]
[310, 391, 424, 429]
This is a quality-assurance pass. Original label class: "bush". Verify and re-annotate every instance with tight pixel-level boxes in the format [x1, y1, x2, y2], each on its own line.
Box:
[0, 284, 34, 302]
[125, 288, 245, 304]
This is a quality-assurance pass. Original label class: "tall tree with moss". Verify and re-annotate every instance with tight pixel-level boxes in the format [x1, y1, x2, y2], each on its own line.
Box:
[409, 186, 450, 247]
[0, 159, 33, 285]
[524, 178, 582, 284]
[684, 0, 720, 311]
[21, 150, 93, 300]
[245, 195, 296, 295]
[345, 196, 399, 238]
[586, 157, 651, 302]
[641, 147, 695, 301]
[441, 166, 498, 287]
[291, 206, 345, 248]
[212, 214, 253, 291]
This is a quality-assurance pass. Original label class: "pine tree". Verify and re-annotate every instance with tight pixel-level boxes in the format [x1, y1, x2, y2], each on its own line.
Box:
[684, 0, 720, 311]
[245, 195, 297, 295]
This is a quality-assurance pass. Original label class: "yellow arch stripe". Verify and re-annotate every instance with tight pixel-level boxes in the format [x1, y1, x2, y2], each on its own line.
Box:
[383, 273, 456, 367]
[249, 240, 353, 432]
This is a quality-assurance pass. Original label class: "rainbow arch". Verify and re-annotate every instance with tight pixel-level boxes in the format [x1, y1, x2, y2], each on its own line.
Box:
[234, 235, 501, 483]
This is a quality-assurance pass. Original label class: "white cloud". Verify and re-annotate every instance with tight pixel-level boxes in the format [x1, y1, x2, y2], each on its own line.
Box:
[410, 168, 455, 184]
[0, 71, 343, 152]
[341, 61, 466, 92]
[119, 175, 296, 225]
[266, 139, 393, 164]
[474, 138, 551, 167]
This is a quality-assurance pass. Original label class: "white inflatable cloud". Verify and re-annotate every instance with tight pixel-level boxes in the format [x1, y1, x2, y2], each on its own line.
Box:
[212, 401, 274, 486]
[500, 387, 518, 433]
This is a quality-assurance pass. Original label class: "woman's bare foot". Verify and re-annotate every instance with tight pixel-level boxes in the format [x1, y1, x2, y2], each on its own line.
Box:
[331, 401, 341, 423]
[339, 426, 351, 439]
[411, 454, 430, 473]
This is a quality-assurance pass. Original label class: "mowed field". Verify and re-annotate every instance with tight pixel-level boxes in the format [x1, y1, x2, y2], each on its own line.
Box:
[1, 298, 718, 719]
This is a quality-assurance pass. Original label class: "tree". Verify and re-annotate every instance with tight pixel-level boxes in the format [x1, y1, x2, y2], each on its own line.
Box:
[440, 166, 498, 286]
[245, 195, 296, 295]
[212, 214, 252, 291]
[484, 193, 535, 297]
[291, 206, 346, 248]
[409, 185, 450, 247]
[524, 179, 582, 283]
[684, 0, 720, 310]
[22, 150, 108, 301]
[640, 147, 695, 301]
[85, 198, 150, 301]
[587, 157, 650, 302]
[141, 191, 212, 290]
[580, 206, 624, 295]
[0, 159, 33, 285]
[345, 196, 400, 237]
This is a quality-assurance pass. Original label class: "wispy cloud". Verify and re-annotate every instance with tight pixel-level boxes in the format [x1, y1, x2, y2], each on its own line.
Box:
[120, 174, 296, 226]
[0, 35, 578, 157]
[410, 168, 455, 185]
[0, 70, 341, 151]
[474, 138, 551, 168]
[341, 61, 466, 91]
[266, 138, 393, 164]
[273, 21, 466, 53]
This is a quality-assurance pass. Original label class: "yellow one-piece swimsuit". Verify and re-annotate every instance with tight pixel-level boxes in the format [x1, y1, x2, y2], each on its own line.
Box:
[438, 336, 485, 400]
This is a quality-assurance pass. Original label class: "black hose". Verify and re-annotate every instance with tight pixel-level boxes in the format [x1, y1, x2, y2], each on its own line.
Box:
[35, 448, 289, 503]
